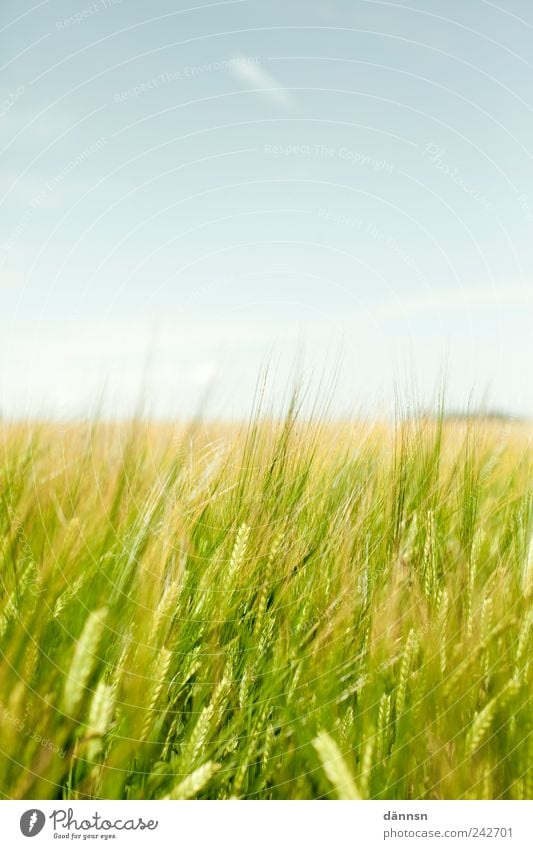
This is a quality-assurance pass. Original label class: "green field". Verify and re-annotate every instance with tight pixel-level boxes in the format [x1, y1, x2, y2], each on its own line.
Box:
[0, 408, 531, 800]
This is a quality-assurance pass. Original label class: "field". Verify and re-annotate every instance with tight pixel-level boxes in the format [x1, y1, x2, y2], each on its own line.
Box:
[0, 406, 532, 800]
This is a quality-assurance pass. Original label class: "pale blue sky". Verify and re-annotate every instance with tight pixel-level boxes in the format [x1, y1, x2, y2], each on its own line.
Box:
[1, 0, 532, 418]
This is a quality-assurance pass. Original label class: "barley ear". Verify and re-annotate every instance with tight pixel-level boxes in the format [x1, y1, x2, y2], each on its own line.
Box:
[62, 608, 108, 714]
[312, 730, 362, 800]
[85, 680, 114, 761]
[163, 761, 220, 799]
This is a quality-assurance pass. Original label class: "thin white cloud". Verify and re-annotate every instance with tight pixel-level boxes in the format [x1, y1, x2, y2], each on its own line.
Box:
[374, 283, 533, 319]
[229, 55, 292, 108]
[0, 317, 261, 416]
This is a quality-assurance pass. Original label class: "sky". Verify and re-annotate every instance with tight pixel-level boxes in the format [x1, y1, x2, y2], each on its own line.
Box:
[1, 0, 532, 419]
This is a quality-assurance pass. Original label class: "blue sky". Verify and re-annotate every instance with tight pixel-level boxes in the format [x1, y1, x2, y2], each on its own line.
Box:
[1, 0, 532, 418]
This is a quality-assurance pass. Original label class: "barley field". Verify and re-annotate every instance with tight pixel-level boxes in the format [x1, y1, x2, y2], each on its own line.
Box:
[0, 405, 531, 800]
